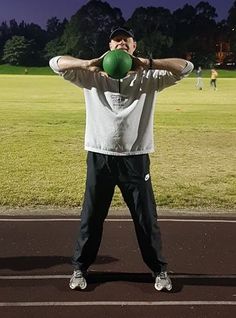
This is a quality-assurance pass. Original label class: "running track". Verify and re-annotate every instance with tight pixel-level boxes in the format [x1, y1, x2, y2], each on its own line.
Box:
[0, 215, 235, 318]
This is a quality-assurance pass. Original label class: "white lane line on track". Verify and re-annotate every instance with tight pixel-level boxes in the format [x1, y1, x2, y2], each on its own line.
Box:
[0, 275, 70, 279]
[0, 218, 236, 223]
[0, 274, 235, 280]
[0, 301, 236, 307]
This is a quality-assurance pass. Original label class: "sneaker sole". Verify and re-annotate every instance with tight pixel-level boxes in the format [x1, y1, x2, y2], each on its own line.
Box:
[155, 283, 172, 291]
[69, 281, 87, 290]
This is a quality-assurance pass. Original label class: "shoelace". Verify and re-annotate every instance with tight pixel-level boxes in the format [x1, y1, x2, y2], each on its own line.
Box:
[159, 272, 167, 279]
[74, 272, 83, 278]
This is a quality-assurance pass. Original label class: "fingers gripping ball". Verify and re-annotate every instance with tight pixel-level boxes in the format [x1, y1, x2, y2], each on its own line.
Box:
[102, 50, 133, 79]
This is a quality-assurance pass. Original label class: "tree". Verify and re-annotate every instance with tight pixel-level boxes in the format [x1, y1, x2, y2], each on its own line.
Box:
[9, 19, 19, 36]
[61, 0, 125, 58]
[227, 0, 236, 28]
[192, 2, 218, 66]
[126, 7, 174, 57]
[173, 4, 197, 55]
[0, 22, 11, 61]
[127, 6, 174, 39]
[0, 19, 48, 65]
[138, 32, 173, 58]
[3, 35, 36, 66]
[227, 0, 236, 54]
[195, 1, 217, 20]
[172, 2, 219, 66]
[44, 38, 66, 60]
[46, 17, 68, 41]
[21, 23, 47, 50]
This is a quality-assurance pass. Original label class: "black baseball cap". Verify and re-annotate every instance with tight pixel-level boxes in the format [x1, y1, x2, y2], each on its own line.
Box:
[109, 27, 135, 40]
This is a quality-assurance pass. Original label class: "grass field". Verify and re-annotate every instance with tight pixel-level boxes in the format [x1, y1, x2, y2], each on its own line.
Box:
[0, 64, 54, 75]
[1, 64, 236, 77]
[0, 74, 235, 211]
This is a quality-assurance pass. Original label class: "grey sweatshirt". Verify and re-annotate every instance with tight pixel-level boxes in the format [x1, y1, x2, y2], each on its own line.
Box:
[49, 57, 193, 156]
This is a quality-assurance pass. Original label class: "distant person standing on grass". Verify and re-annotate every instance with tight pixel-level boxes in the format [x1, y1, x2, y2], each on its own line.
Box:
[49, 26, 193, 292]
[210, 68, 218, 90]
[196, 66, 203, 90]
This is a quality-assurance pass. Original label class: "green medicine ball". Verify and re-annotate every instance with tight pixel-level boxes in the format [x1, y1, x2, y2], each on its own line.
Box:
[102, 49, 133, 79]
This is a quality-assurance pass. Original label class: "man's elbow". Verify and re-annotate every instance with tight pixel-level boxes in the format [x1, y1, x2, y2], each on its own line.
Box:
[49, 56, 62, 73]
[181, 61, 194, 77]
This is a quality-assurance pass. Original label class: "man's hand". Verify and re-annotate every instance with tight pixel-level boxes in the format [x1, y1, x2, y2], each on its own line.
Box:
[126, 55, 150, 75]
[87, 52, 109, 77]
[56, 52, 109, 77]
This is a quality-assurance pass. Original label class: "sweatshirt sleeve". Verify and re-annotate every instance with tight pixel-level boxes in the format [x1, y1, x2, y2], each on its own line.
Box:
[150, 60, 194, 92]
[49, 56, 96, 89]
[49, 56, 63, 74]
[181, 61, 194, 77]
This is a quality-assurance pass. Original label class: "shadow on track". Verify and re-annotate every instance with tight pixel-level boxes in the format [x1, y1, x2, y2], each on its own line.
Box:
[81, 271, 236, 293]
[0, 255, 119, 271]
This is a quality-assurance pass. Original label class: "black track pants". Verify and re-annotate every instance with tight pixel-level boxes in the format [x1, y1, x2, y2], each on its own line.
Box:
[72, 152, 167, 274]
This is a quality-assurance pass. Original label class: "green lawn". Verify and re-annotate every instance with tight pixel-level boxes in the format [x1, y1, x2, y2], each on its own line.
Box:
[0, 64, 54, 75]
[0, 74, 235, 210]
[189, 68, 236, 78]
[1, 64, 236, 77]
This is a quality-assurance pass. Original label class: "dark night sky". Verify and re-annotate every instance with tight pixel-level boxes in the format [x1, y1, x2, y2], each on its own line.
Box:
[0, 0, 234, 29]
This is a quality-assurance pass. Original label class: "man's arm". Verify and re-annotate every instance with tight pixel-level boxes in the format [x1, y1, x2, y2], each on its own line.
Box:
[133, 57, 194, 77]
[57, 56, 90, 71]
[49, 54, 107, 73]
[152, 58, 193, 77]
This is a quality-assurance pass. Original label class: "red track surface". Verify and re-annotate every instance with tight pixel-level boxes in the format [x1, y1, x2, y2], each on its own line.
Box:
[0, 216, 235, 318]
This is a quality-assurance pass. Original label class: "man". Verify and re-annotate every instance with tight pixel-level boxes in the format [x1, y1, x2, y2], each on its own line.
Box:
[210, 68, 218, 90]
[196, 66, 203, 90]
[49, 27, 193, 291]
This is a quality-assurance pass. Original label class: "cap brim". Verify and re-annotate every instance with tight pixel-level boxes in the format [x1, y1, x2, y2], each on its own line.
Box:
[110, 29, 134, 40]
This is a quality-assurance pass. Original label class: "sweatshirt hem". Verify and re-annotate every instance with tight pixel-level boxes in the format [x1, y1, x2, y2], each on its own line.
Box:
[84, 146, 154, 156]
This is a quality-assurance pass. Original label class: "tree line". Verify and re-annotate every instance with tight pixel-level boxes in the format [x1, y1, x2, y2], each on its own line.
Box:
[0, 0, 236, 68]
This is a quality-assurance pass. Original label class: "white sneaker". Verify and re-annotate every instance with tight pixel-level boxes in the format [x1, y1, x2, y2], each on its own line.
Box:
[154, 271, 172, 291]
[69, 270, 87, 290]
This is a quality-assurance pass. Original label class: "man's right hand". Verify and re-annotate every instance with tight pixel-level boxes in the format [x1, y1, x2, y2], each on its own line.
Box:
[87, 52, 109, 77]
[57, 53, 109, 77]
